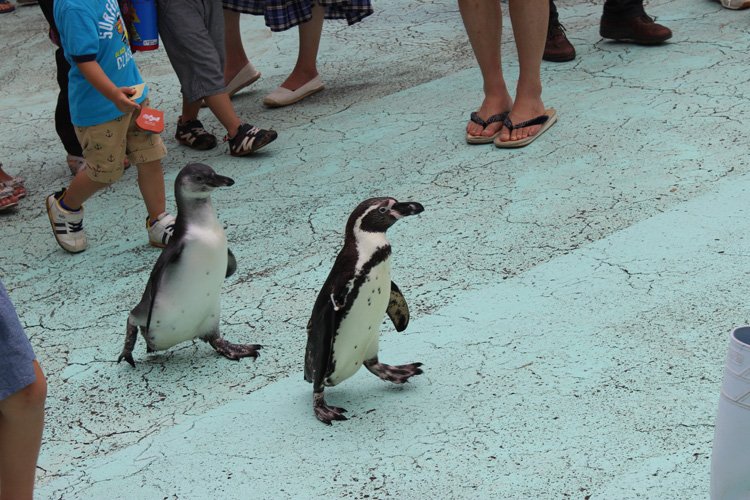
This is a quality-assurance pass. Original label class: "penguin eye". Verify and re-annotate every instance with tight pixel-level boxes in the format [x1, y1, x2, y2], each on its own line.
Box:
[378, 207, 388, 214]
[195, 176, 203, 182]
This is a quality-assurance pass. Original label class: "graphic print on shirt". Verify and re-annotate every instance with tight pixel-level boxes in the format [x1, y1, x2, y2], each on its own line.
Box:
[97, 0, 132, 69]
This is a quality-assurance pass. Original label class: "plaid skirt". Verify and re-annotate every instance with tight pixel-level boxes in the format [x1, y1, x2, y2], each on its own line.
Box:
[223, 0, 373, 32]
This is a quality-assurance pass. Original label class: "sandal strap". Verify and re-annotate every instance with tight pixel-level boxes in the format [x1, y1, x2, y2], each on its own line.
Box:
[470, 111, 509, 128]
[503, 114, 549, 131]
[469, 112, 487, 127]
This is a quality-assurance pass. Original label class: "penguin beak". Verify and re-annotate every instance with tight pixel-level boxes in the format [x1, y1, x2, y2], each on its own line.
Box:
[391, 202, 424, 219]
[208, 174, 235, 187]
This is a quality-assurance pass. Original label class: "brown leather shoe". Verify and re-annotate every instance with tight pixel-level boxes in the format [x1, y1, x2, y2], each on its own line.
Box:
[599, 14, 672, 45]
[544, 22, 576, 62]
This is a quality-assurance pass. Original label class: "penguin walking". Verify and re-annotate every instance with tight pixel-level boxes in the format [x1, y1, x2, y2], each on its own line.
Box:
[304, 197, 424, 425]
[118, 163, 261, 366]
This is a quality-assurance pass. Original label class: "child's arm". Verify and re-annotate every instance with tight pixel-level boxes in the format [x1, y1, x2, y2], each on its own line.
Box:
[77, 61, 141, 113]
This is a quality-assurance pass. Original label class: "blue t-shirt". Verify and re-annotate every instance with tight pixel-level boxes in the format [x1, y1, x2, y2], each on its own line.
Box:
[54, 0, 148, 126]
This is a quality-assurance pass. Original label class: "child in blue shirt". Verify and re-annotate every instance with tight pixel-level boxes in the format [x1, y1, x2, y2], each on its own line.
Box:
[47, 0, 175, 253]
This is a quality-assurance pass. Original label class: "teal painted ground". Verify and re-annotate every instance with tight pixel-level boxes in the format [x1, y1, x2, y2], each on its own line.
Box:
[1, 0, 747, 498]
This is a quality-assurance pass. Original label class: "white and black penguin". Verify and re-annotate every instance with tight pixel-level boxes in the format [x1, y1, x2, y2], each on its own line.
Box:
[118, 163, 261, 366]
[304, 197, 425, 425]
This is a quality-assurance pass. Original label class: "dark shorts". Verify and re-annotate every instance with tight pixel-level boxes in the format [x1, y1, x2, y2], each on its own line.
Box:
[222, 0, 373, 32]
[0, 280, 36, 401]
[158, 0, 226, 102]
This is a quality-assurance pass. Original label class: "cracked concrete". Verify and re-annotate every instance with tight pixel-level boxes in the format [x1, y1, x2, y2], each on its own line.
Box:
[0, 0, 748, 498]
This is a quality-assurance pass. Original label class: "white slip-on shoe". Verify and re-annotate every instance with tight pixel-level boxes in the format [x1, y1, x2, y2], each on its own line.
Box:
[201, 62, 262, 108]
[262, 75, 325, 108]
[226, 62, 261, 97]
[719, 0, 750, 8]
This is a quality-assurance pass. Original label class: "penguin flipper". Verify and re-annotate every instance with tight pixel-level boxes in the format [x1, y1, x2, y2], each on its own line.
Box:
[304, 298, 336, 388]
[226, 249, 237, 278]
[387, 281, 410, 332]
[145, 241, 185, 333]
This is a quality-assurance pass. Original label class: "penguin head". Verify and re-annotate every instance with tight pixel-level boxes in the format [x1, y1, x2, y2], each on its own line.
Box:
[175, 163, 235, 199]
[347, 197, 424, 235]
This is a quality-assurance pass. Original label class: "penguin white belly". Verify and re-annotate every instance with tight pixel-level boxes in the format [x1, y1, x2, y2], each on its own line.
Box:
[149, 225, 227, 350]
[327, 259, 391, 386]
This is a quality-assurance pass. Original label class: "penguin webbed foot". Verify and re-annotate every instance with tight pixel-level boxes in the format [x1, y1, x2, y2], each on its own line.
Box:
[365, 360, 423, 384]
[313, 392, 347, 425]
[208, 337, 262, 361]
[117, 352, 136, 367]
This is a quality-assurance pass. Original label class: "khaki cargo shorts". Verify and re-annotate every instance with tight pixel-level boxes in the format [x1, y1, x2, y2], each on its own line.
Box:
[75, 98, 167, 184]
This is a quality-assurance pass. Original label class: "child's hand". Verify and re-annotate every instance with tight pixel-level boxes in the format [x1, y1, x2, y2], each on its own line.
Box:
[113, 87, 141, 113]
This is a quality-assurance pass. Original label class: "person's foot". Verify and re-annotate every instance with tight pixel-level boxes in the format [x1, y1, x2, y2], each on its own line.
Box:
[544, 21, 576, 62]
[263, 74, 325, 108]
[175, 117, 217, 150]
[280, 69, 319, 92]
[466, 94, 513, 141]
[226, 124, 278, 157]
[224, 62, 261, 97]
[599, 14, 672, 44]
[46, 189, 87, 253]
[0, 186, 18, 211]
[716, 0, 750, 9]
[147, 212, 176, 248]
[498, 95, 546, 144]
[0, 0, 15, 13]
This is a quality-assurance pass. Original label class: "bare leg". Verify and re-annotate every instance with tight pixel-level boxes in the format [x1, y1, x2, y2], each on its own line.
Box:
[500, 0, 549, 143]
[458, 0, 513, 140]
[313, 390, 347, 425]
[135, 160, 167, 221]
[188, 94, 244, 139]
[0, 361, 46, 500]
[59, 169, 108, 209]
[280, 3, 324, 90]
[223, 10, 249, 84]
[364, 357, 423, 384]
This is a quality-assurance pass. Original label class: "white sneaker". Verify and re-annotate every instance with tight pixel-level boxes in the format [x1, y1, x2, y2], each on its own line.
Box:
[46, 189, 87, 253]
[147, 212, 176, 248]
[719, 0, 750, 8]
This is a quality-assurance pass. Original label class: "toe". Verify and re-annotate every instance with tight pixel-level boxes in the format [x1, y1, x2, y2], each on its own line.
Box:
[483, 122, 502, 138]
[466, 121, 482, 137]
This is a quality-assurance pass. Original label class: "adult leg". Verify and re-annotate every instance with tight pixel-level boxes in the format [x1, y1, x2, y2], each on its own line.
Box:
[500, 0, 548, 143]
[280, 2, 324, 90]
[0, 361, 47, 500]
[549, 0, 559, 26]
[222, 8, 261, 94]
[602, 0, 645, 19]
[457, 0, 513, 140]
[223, 9, 249, 83]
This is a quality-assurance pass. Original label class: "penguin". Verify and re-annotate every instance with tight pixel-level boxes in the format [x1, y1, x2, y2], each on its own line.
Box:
[118, 163, 261, 366]
[304, 197, 424, 425]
